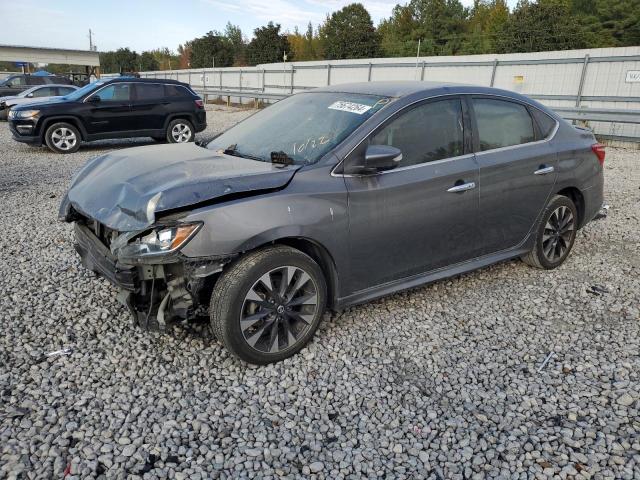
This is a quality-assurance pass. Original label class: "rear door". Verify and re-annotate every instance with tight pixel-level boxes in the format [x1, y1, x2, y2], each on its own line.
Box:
[130, 83, 167, 130]
[85, 83, 133, 134]
[470, 96, 558, 254]
[343, 96, 481, 292]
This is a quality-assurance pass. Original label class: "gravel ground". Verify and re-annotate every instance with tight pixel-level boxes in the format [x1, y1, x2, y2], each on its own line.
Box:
[0, 106, 638, 480]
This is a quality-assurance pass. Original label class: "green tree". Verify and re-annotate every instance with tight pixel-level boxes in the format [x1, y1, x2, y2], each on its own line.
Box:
[288, 23, 323, 61]
[378, 5, 419, 57]
[494, 0, 588, 53]
[139, 51, 159, 71]
[319, 3, 380, 59]
[224, 22, 247, 66]
[99, 48, 139, 73]
[460, 0, 509, 54]
[246, 22, 290, 65]
[190, 31, 234, 68]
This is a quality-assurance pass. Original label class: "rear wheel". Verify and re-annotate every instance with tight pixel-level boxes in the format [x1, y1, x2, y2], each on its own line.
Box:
[209, 245, 327, 364]
[522, 195, 578, 269]
[166, 119, 194, 143]
[44, 122, 81, 154]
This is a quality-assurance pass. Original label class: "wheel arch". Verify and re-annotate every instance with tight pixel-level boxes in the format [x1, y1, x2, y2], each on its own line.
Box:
[40, 116, 87, 141]
[163, 113, 196, 131]
[556, 186, 585, 228]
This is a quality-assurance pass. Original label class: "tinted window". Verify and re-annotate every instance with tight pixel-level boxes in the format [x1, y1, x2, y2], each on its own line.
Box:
[96, 83, 131, 102]
[33, 87, 57, 97]
[531, 108, 557, 138]
[165, 84, 191, 98]
[136, 83, 164, 100]
[8, 76, 25, 86]
[58, 87, 76, 95]
[473, 98, 534, 151]
[370, 98, 464, 167]
[27, 76, 46, 85]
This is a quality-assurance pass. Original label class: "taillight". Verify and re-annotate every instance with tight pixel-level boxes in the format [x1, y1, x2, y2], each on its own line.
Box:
[591, 143, 605, 166]
[195, 99, 204, 108]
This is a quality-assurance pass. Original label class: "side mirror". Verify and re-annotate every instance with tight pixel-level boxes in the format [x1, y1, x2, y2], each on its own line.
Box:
[26, 93, 34, 98]
[361, 144, 402, 173]
[87, 95, 101, 103]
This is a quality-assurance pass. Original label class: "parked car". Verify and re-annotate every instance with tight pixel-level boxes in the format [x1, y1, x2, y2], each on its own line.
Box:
[0, 84, 78, 120]
[0, 74, 72, 97]
[59, 82, 605, 364]
[8, 77, 206, 153]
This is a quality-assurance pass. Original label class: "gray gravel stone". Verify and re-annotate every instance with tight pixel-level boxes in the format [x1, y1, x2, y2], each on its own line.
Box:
[0, 107, 638, 479]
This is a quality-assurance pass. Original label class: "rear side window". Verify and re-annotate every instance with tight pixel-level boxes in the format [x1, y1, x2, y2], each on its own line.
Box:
[472, 98, 535, 151]
[58, 87, 76, 95]
[370, 98, 464, 167]
[33, 86, 57, 97]
[9, 76, 26, 86]
[531, 108, 557, 138]
[165, 84, 191, 98]
[27, 76, 46, 85]
[136, 83, 165, 100]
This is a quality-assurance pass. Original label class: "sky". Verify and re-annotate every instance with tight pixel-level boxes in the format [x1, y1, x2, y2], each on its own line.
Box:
[0, 0, 518, 53]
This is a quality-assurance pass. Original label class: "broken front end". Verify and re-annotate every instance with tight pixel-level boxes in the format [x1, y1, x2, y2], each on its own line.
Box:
[70, 212, 234, 330]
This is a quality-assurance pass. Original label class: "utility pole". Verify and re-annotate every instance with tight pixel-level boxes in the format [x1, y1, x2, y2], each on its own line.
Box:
[415, 39, 421, 80]
[88, 29, 94, 51]
[283, 51, 287, 90]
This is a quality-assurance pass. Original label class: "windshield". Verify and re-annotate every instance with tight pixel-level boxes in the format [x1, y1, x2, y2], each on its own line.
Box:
[17, 86, 40, 98]
[62, 80, 105, 101]
[208, 92, 391, 165]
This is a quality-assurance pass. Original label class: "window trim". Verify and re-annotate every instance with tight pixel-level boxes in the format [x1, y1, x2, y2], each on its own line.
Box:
[82, 82, 134, 103]
[132, 82, 167, 101]
[331, 92, 560, 178]
[469, 95, 559, 156]
[339, 95, 469, 176]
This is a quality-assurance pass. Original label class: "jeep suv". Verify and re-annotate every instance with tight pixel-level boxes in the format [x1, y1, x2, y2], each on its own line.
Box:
[8, 77, 206, 153]
[0, 74, 72, 97]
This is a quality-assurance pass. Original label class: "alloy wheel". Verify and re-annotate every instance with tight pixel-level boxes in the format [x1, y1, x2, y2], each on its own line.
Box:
[51, 127, 77, 151]
[240, 266, 319, 354]
[542, 205, 575, 262]
[171, 123, 192, 143]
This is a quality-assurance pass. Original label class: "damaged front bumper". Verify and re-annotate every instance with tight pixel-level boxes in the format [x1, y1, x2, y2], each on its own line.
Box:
[73, 222, 235, 331]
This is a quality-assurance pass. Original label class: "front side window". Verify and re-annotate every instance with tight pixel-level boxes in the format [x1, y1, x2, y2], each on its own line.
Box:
[7, 76, 25, 86]
[136, 83, 164, 100]
[472, 98, 535, 151]
[369, 98, 464, 167]
[96, 83, 131, 102]
[208, 92, 391, 165]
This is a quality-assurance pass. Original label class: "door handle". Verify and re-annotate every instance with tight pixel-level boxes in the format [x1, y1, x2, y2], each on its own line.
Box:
[534, 166, 554, 175]
[447, 182, 476, 193]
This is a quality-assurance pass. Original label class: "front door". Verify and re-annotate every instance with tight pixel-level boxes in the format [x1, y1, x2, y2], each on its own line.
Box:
[343, 97, 481, 293]
[85, 83, 133, 134]
[470, 97, 558, 254]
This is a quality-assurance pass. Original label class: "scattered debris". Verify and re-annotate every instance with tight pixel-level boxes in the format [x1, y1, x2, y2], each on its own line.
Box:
[538, 352, 555, 372]
[586, 284, 610, 296]
[593, 203, 610, 220]
[46, 348, 73, 358]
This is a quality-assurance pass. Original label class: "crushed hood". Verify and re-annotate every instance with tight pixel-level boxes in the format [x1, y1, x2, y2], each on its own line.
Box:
[60, 143, 299, 231]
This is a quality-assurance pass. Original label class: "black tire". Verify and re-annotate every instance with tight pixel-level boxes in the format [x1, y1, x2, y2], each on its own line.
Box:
[166, 118, 195, 143]
[522, 194, 578, 269]
[210, 245, 327, 364]
[44, 122, 81, 154]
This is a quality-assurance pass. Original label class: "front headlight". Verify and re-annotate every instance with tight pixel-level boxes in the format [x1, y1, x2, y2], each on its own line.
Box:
[118, 223, 202, 259]
[12, 109, 40, 119]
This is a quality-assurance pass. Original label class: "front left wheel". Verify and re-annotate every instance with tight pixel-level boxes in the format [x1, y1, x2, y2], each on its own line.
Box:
[209, 246, 327, 364]
[44, 122, 81, 154]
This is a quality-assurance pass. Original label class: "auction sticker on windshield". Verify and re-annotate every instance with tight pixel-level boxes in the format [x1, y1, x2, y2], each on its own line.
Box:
[328, 101, 372, 115]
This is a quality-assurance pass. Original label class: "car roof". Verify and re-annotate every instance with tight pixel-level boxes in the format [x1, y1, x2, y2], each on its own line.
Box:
[313, 81, 533, 102]
[105, 77, 189, 87]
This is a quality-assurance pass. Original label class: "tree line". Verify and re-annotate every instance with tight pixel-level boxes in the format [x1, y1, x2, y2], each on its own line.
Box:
[97, 0, 639, 73]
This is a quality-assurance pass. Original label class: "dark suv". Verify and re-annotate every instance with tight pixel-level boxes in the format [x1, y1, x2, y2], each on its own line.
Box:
[8, 77, 206, 153]
[0, 74, 72, 97]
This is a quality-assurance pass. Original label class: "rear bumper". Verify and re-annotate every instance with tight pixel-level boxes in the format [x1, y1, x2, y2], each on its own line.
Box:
[581, 172, 605, 226]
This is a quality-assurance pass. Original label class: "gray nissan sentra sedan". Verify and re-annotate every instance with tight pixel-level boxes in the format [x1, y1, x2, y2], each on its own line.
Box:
[59, 81, 605, 364]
